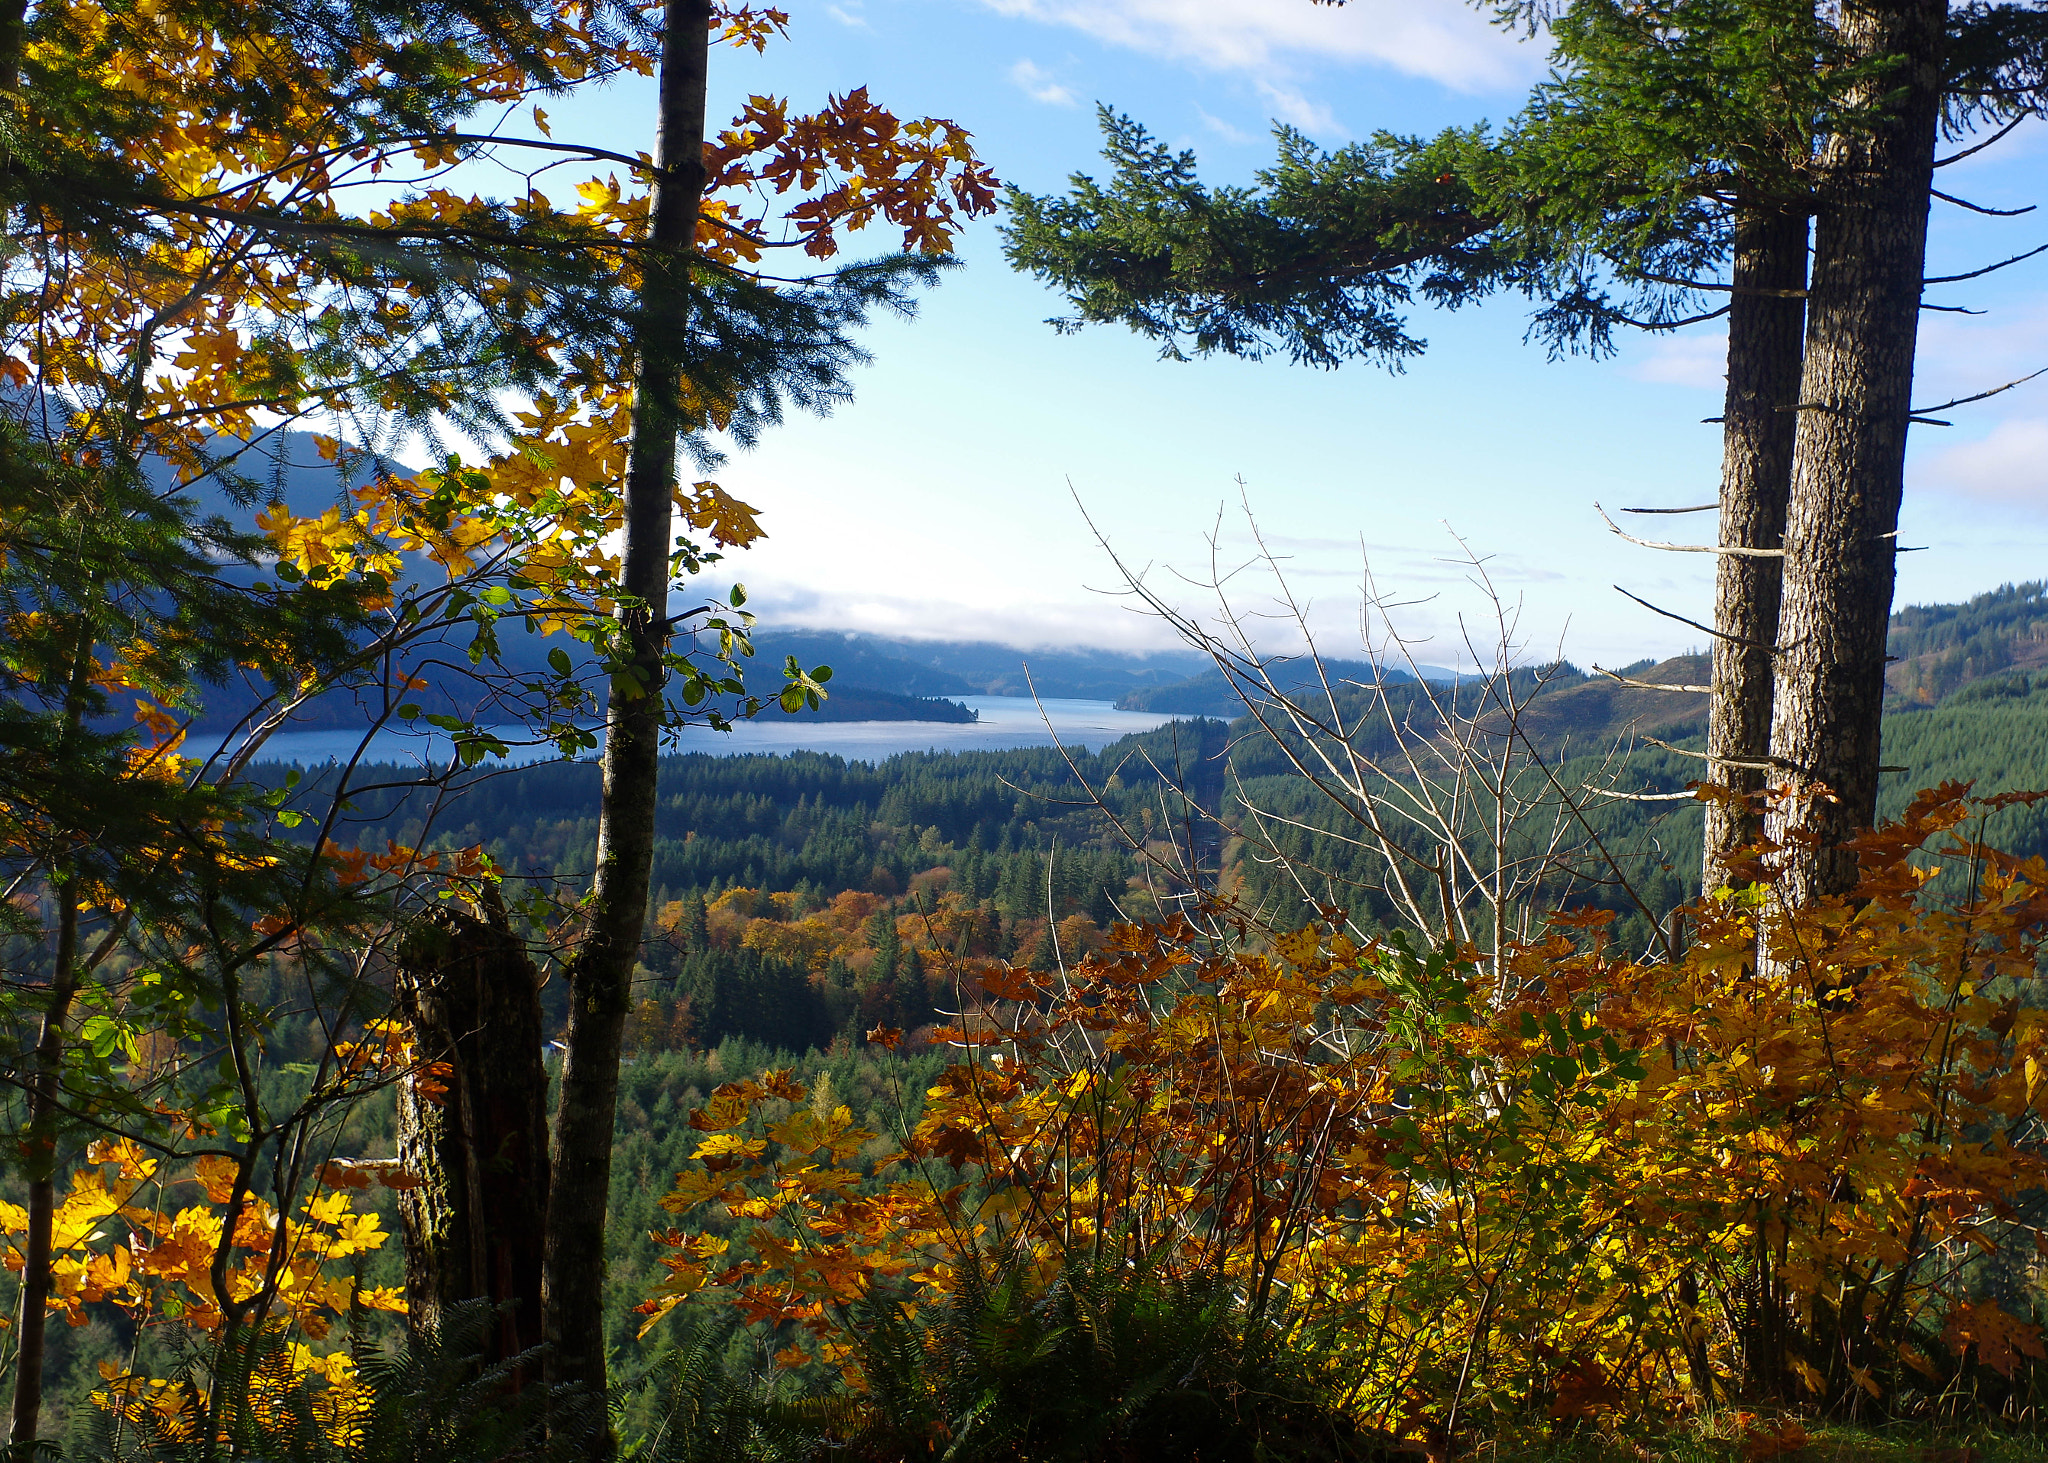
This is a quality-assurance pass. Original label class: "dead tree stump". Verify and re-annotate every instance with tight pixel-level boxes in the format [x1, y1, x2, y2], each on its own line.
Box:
[393, 885, 551, 1369]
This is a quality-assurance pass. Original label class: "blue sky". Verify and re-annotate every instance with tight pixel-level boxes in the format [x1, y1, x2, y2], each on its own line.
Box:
[547, 0, 2048, 670]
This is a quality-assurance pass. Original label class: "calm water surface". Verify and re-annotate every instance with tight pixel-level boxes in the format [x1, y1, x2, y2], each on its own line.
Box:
[251, 696, 1181, 768]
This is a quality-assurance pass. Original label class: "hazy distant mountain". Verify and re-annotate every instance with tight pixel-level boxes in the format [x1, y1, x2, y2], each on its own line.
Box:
[741, 630, 1210, 702]
[1114, 656, 1464, 717]
[158, 439, 2045, 735]
[142, 428, 410, 524]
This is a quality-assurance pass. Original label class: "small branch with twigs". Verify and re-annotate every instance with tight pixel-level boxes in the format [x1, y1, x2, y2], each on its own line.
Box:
[1591, 665, 1712, 694]
[1596, 502, 1784, 557]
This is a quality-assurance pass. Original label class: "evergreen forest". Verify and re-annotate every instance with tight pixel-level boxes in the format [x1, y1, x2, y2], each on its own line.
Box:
[5, 1, 2048, 1461]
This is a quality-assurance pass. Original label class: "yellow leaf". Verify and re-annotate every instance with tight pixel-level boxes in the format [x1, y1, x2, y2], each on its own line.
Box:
[678, 481, 764, 548]
[1272, 926, 1321, 967]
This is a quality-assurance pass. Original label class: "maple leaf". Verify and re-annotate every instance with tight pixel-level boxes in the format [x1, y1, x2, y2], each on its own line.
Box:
[1943, 1299, 2047, 1379]
[688, 1088, 758, 1132]
[678, 480, 764, 548]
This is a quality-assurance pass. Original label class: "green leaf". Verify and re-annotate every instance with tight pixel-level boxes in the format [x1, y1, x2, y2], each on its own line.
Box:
[81, 1014, 124, 1060]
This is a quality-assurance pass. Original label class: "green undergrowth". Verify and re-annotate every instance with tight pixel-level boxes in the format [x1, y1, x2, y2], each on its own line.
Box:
[1482, 1418, 2048, 1463]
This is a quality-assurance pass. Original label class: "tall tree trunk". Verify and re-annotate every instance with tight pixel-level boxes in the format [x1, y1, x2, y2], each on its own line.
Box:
[1702, 205, 1809, 891]
[541, 0, 711, 1431]
[10, 632, 96, 1447]
[7, 882, 78, 1448]
[395, 888, 550, 1371]
[1767, 0, 1945, 901]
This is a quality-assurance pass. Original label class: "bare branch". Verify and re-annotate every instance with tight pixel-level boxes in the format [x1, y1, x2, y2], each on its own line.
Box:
[1911, 365, 2048, 416]
[1930, 188, 2036, 217]
[1935, 115, 2030, 168]
[1604, 303, 1732, 331]
[1643, 735, 1792, 772]
[1614, 586, 1783, 652]
[1622, 503, 1718, 515]
[1924, 241, 2048, 285]
[1591, 665, 1712, 694]
[1638, 272, 1807, 298]
[1597, 502, 1784, 557]
[1583, 787, 1701, 802]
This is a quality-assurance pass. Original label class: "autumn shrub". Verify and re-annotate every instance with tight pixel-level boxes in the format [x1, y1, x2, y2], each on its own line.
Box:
[75, 1300, 600, 1462]
[820, 1243, 1379, 1461]
[644, 784, 2048, 1441]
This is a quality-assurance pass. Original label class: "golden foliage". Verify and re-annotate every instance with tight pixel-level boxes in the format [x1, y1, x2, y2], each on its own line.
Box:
[0, 1137, 405, 1435]
[643, 786, 2048, 1428]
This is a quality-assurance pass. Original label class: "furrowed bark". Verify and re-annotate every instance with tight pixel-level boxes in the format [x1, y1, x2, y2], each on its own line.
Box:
[7, 882, 77, 1448]
[1702, 204, 1808, 891]
[395, 888, 550, 1371]
[1767, 0, 1945, 901]
[540, 0, 711, 1433]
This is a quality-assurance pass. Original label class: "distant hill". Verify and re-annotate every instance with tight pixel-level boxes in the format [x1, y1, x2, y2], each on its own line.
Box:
[144, 427, 412, 522]
[1886, 581, 2048, 707]
[1482, 654, 1710, 755]
[742, 630, 1209, 702]
[164, 438, 2039, 736]
[1125, 581, 2048, 745]
[1114, 657, 1464, 716]
[779, 686, 976, 724]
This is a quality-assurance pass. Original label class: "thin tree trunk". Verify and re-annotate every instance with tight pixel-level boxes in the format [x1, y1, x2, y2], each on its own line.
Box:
[1702, 204, 1809, 890]
[8, 881, 78, 1448]
[540, 0, 711, 1431]
[1767, 0, 1945, 901]
[0, 0, 26, 97]
[10, 626, 97, 1448]
[395, 888, 550, 1371]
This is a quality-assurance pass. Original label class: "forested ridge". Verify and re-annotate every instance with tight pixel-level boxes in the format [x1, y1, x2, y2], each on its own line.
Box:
[291, 659, 2048, 1062]
[8, 0, 2048, 1456]
[1886, 582, 2048, 705]
[142, 662, 2033, 1451]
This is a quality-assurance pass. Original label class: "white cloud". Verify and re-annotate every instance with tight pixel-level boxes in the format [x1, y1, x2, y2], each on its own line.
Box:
[1009, 58, 1080, 107]
[976, 0, 1531, 101]
[1626, 331, 1727, 390]
[1255, 79, 1339, 135]
[740, 578, 1190, 651]
[827, 3, 870, 26]
[1196, 108, 1260, 145]
[1924, 417, 2048, 512]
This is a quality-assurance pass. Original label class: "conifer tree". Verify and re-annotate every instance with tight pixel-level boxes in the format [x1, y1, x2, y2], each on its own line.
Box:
[1029, 921, 1060, 974]
[869, 908, 903, 985]
[0, 0, 997, 1440]
[681, 890, 712, 956]
[1006, 0, 2048, 896]
[1766, 0, 1956, 897]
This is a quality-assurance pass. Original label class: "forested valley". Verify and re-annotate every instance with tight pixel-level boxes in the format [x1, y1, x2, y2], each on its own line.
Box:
[7, 0, 2048, 1459]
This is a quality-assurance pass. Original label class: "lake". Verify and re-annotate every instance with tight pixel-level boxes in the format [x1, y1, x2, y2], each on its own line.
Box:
[248, 696, 1183, 768]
